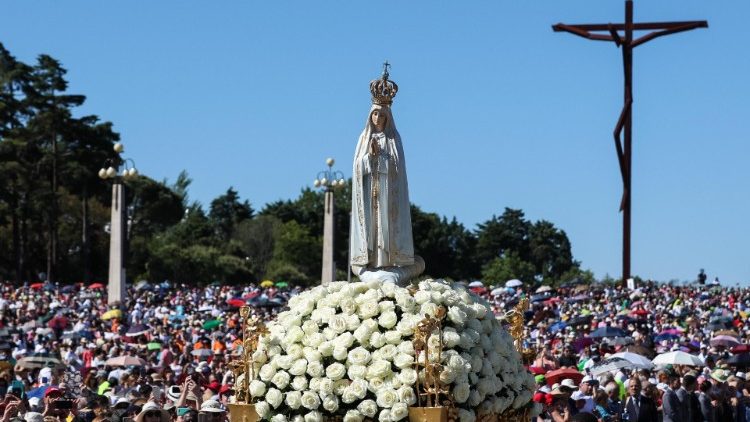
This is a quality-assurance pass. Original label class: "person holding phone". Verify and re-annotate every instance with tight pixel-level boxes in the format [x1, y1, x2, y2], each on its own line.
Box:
[42, 387, 73, 422]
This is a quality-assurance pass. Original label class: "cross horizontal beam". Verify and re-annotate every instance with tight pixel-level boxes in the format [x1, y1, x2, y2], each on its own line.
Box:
[552, 21, 708, 32]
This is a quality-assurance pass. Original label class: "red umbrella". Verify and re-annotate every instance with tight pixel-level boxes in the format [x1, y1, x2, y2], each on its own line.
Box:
[528, 366, 547, 375]
[731, 344, 750, 354]
[226, 298, 245, 308]
[243, 292, 260, 299]
[631, 309, 649, 316]
[89, 283, 104, 289]
[470, 287, 487, 294]
[47, 316, 69, 330]
[30, 283, 44, 290]
[545, 368, 584, 386]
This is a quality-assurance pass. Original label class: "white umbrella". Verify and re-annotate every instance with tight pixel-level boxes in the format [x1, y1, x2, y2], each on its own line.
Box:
[536, 285, 553, 293]
[591, 357, 633, 376]
[505, 279, 523, 288]
[611, 352, 655, 369]
[468, 281, 484, 288]
[652, 351, 703, 367]
[490, 287, 505, 296]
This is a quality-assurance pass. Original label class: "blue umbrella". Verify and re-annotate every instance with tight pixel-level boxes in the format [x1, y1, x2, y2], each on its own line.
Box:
[25, 385, 52, 399]
[654, 333, 680, 343]
[549, 321, 567, 334]
[60, 285, 76, 293]
[590, 327, 628, 338]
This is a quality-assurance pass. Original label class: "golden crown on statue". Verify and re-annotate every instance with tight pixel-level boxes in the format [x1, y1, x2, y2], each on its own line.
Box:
[370, 61, 399, 106]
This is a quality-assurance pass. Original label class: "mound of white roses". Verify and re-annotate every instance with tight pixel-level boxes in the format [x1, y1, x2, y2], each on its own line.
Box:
[246, 279, 537, 422]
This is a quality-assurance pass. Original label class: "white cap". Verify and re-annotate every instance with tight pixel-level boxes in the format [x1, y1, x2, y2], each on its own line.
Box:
[737, 372, 747, 380]
[581, 375, 594, 384]
[199, 400, 224, 413]
[561, 379, 577, 389]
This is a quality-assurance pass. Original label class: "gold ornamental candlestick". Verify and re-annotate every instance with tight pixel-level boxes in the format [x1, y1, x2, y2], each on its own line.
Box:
[228, 306, 267, 422]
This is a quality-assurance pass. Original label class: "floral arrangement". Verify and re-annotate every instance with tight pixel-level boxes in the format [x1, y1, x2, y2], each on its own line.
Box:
[247, 279, 537, 422]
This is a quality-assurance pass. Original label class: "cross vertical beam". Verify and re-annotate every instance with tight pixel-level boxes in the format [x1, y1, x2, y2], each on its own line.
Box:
[553, 0, 706, 286]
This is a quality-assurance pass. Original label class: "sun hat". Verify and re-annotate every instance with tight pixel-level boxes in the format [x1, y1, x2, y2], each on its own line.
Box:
[711, 369, 729, 383]
[736, 372, 747, 380]
[199, 400, 224, 413]
[535, 375, 546, 384]
[581, 375, 594, 384]
[560, 379, 577, 390]
[135, 402, 169, 422]
[24, 413, 43, 422]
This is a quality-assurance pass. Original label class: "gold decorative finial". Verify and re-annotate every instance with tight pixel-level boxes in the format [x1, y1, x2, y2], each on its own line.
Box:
[370, 61, 398, 106]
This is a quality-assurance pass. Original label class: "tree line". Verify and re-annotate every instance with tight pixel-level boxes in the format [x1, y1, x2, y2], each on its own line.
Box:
[0, 44, 592, 287]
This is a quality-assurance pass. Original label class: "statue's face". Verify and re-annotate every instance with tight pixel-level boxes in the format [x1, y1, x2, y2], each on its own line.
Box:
[371, 109, 386, 132]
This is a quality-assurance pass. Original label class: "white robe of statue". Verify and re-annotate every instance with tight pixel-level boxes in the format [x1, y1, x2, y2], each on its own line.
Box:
[351, 104, 423, 283]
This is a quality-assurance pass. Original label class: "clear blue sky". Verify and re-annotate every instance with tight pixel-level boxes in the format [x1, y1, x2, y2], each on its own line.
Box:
[3, 1, 749, 284]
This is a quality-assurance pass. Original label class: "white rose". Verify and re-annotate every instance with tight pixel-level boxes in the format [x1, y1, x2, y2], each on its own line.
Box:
[321, 394, 339, 412]
[265, 387, 283, 409]
[384, 330, 402, 344]
[271, 415, 287, 422]
[395, 293, 416, 313]
[301, 391, 321, 410]
[458, 409, 476, 422]
[289, 358, 308, 376]
[439, 366, 456, 384]
[255, 401, 270, 418]
[393, 353, 414, 369]
[376, 387, 398, 408]
[304, 411, 322, 422]
[396, 386, 416, 405]
[304, 333, 325, 348]
[347, 364, 367, 380]
[323, 327, 337, 341]
[370, 332, 386, 348]
[318, 378, 334, 395]
[440, 290, 460, 306]
[472, 303, 488, 319]
[378, 311, 398, 329]
[343, 410, 363, 422]
[249, 380, 266, 397]
[346, 314, 361, 331]
[259, 364, 276, 382]
[309, 377, 321, 391]
[395, 317, 416, 336]
[340, 297, 357, 315]
[420, 302, 439, 317]
[307, 361, 325, 378]
[302, 319, 319, 334]
[285, 391, 302, 409]
[287, 343, 304, 359]
[353, 324, 371, 346]
[333, 346, 348, 361]
[391, 403, 409, 421]
[271, 370, 290, 389]
[292, 376, 308, 391]
[414, 290, 430, 304]
[297, 298, 316, 316]
[303, 347, 322, 363]
[469, 390, 482, 406]
[317, 341, 334, 357]
[379, 409, 392, 422]
[284, 326, 305, 345]
[357, 400, 378, 418]
[398, 368, 417, 386]
[378, 344, 398, 360]
[347, 347, 372, 366]
[326, 362, 347, 380]
[468, 318, 483, 334]
[368, 377, 385, 393]
[447, 306, 467, 326]
[397, 341, 414, 356]
[335, 332, 355, 348]
[389, 375, 402, 389]
[366, 359, 392, 380]
[328, 315, 348, 334]
[357, 300, 380, 319]
[380, 282, 397, 298]
[443, 329, 461, 348]
[346, 379, 368, 401]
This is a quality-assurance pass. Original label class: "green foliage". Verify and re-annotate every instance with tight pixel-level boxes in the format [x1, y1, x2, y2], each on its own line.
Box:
[481, 252, 536, 285]
[410, 205, 478, 280]
[209, 187, 253, 241]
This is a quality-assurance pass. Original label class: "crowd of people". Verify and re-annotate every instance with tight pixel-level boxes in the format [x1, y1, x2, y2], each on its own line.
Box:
[0, 278, 748, 422]
[479, 279, 750, 421]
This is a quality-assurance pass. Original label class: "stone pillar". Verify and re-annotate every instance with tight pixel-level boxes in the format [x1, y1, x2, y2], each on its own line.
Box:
[108, 182, 126, 305]
[321, 190, 335, 284]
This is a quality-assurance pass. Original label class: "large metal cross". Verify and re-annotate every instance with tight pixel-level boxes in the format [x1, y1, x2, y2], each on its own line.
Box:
[553, 1, 707, 286]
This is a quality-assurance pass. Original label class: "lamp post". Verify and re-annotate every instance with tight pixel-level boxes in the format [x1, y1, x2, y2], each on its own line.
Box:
[313, 158, 346, 284]
[99, 142, 138, 304]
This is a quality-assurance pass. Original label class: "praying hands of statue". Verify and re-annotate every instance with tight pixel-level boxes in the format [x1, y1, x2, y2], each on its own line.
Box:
[370, 138, 380, 156]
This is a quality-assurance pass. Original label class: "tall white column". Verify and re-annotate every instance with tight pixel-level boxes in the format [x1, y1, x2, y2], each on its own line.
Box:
[108, 182, 126, 304]
[321, 190, 335, 284]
